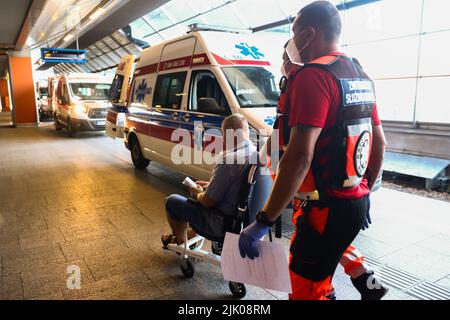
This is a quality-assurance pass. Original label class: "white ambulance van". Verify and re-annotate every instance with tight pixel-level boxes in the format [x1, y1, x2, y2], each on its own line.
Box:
[54, 73, 112, 137]
[47, 77, 58, 116]
[106, 55, 135, 139]
[106, 30, 283, 181]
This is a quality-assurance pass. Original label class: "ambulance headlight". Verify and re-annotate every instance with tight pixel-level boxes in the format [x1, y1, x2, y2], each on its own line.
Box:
[73, 104, 87, 114]
[117, 113, 125, 126]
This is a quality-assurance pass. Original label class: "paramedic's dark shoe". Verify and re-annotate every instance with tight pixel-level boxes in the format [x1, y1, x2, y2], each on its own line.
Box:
[326, 287, 337, 300]
[351, 271, 389, 300]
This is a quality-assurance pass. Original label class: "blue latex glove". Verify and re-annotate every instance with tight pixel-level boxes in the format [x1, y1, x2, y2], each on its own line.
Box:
[362, 196, 372, 230]
[238, 221, 269, 260]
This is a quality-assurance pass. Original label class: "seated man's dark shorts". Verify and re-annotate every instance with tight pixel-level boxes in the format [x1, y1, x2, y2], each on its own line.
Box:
[165, 194, 226, 241]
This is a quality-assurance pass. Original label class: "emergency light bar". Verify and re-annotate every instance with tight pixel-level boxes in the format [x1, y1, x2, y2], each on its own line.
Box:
[41, 48, 87, 64]
[187, 23, 249, 34]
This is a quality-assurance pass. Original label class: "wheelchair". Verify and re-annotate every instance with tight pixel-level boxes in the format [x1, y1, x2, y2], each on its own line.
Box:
[164, 162, 273, 298]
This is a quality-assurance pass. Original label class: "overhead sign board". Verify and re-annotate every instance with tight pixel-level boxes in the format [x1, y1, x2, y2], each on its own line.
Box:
[41, 48, 87, 63]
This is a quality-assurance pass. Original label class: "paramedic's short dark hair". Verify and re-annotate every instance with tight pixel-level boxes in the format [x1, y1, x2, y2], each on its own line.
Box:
[296, 1, 342, 42]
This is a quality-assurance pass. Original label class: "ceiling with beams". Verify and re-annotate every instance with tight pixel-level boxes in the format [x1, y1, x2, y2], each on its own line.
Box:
[0, 0, 33, 49]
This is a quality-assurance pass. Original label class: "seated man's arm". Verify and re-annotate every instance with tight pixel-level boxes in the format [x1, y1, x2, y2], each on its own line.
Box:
[195, 191, 217, 208]
[194, 164, 230, 209]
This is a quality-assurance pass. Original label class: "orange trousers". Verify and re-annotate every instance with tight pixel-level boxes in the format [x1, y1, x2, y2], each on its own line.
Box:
[288, 208, 366, 300]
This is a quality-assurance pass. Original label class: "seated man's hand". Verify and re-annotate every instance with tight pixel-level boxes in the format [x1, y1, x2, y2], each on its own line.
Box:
[189, 187, 202, 199]
[238, 221, 269, 260]
[196, 181, 209, 189]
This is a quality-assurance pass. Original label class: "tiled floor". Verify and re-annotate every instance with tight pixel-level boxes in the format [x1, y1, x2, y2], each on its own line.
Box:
[0, 123, 449, 300]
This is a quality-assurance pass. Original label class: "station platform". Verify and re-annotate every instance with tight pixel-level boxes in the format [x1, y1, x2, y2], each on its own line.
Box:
[0, 124, 449, 300]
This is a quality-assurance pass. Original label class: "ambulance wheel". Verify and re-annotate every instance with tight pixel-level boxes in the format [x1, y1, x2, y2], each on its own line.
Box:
[67, 118, 77, 137]
[129, 135, 150, 169]
[180, 257, 195, 279]
[54, 114, 62, 131]
[229, 282, 246, 298]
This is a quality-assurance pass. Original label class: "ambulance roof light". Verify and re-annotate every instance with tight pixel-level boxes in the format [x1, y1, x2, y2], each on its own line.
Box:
[187, 23, 250, 34]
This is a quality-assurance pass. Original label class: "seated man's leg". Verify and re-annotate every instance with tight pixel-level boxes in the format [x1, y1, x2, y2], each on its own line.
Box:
[165, 194, 203, 243]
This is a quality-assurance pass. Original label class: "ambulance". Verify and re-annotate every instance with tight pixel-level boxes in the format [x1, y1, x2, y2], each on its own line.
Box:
[47, 77, 58, 116]
[36, 80, 50, 118]
[54, 73, 112, 137]
[106, 29, 283, 181]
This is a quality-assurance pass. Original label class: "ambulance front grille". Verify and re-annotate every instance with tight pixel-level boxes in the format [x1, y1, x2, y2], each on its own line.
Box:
[88, 109, 107, 119]
[279, 212, 450, 300]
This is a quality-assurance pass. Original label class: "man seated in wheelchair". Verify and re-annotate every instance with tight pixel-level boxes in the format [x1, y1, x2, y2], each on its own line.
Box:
[161, 114, 258, 248]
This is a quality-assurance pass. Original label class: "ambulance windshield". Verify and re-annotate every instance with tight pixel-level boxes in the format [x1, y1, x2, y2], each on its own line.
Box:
[222, 67, 279, 108]
[70, 83, 112, 101]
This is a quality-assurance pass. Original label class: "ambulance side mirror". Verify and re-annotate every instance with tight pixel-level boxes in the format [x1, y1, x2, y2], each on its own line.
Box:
[198, 98, 226, 115]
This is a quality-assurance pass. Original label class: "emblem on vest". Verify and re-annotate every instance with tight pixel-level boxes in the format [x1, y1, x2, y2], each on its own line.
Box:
[354, 130, 371, 177]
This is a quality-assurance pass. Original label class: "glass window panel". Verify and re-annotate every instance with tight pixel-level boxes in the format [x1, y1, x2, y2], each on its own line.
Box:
[419, 30, 450, 77]
[342, 0, 422, 45]
[91, 57, 108, 69]
[95, 41, 109, 53]
[416, 77, 450, 124]
[159, 26, 186, 40]
[98, 53, 116, 65]
[124, 43, 142, 56]
[344, 36, 420, 79]
[105, 51, 121, 63]
[374, 79, 416, 122]
[422, 0, 450, 33]
[145, 8, 173, 31]
[86, 59, 102, 71]
[163, 0, 196, 22]
[113, 47, 128, 58]
[102, 36, 119, 49]
[130, 18, 153, 39]
[83, 62, 95, 72]
[111, 31, 129, 45]
[143, 33, 165, 46]
[79, 64, 91, 73]
[229, 0, 286, 28]
[86, 50, 96, 59]
[275, 0, 342, 17]
[184, 0, 226, 13]
[200, 5, 246, 29]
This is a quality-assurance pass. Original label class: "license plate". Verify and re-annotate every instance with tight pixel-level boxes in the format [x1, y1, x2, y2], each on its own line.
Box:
[96, 121, 106, 126]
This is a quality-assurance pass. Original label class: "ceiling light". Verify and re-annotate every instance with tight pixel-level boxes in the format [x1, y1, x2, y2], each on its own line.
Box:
[64, 34, 74, 42]
[89, 8, 106, 21]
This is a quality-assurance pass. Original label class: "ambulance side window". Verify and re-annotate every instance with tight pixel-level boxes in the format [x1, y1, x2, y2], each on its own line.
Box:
[109, 74, 124, 103]
[189, 70, 230, 114]
[153, 72, 187, 110]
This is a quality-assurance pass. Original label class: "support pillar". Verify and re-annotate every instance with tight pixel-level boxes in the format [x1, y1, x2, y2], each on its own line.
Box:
[8, 53, 38, 125]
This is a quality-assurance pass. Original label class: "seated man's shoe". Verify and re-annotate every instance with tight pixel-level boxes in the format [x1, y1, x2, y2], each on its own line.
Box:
[351, 270, 389, 300]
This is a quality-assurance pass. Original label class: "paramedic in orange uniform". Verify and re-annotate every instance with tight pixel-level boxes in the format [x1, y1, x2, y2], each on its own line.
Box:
[239, 1, 387, 300]
[266, 43, 388, 300]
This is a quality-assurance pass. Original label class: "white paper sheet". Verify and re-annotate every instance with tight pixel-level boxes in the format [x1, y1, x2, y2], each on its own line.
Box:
[221, 232, 292, 293]
[182, 177, 197, 189]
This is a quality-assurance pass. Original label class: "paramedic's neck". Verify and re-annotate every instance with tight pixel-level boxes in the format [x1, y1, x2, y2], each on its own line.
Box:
[303, 42, 339, 64]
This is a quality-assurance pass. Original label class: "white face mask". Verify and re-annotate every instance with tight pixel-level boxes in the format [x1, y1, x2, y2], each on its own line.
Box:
[286, 30, 312, 66]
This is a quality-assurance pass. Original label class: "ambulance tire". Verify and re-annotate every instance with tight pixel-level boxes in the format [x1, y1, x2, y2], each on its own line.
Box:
[129, 135, 150, 169]
[229, 281, 246, 298]
[54, 114, 62, 131]
[67, 117, 77, 137]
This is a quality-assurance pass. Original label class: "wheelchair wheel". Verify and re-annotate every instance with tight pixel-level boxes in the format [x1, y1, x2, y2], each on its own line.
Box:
[180, 257, 195, 279]
[229, 281, 246, 298]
